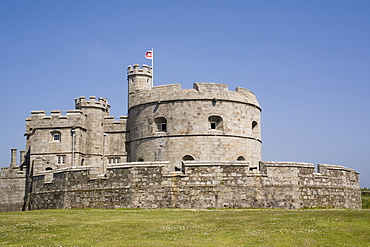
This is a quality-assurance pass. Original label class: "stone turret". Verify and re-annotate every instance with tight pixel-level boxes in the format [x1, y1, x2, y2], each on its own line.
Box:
[127, 64, 152, 93]
[75, 96, 111, 168]
[75, 96, 110, 114]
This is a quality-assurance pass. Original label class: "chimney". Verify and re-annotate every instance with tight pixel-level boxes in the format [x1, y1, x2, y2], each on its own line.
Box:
[10, 149, 17, 167]
[20, 150, 26, 165]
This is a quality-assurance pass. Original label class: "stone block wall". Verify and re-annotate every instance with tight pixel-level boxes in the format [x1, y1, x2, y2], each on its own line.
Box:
[127, 82, 262, 169]
[25, 97, 127, 175]
[0, 166, 26, 212]
[261, 162, 361, 209]
[28, 161, 361, 210]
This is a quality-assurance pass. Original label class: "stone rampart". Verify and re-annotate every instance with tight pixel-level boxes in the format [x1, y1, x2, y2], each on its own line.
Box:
[28, 161, 361, 210]
[261, 162, 361, 208]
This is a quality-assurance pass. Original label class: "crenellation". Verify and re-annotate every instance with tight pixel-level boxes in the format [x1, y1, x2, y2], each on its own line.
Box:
[129, 82, 260, 111]
[127, 64, 152, 75]
[75, 96, 110, 112]
[31, 110, 46, 117]
[50, 110, 62, 117]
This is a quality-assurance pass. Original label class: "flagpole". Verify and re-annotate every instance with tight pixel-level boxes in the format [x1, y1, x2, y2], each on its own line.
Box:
[151, 48, 154, 87]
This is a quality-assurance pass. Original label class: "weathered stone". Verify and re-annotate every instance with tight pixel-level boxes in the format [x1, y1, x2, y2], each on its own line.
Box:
[0, 64, 361, 212]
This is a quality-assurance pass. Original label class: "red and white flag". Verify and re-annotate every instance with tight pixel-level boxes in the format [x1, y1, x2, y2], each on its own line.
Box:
[145, 50, 153, 59]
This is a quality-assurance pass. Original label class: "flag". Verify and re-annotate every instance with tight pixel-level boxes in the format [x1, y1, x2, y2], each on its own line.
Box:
[145, 51, 153, 59]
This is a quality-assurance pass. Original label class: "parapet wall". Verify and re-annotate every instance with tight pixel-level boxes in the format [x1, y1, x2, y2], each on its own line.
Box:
[127, 64, 152, 76]
[25, 96, 112, 132]
[128, 82, 260, 110]
[104, 115, 127, 133]
[26, 110, 86, 131]
[75, 96, 110, 112]
[0, 166, 26, 212]
[28, 161, 361, 210]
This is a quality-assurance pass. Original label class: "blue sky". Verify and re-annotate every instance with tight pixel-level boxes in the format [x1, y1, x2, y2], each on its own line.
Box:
[0, 0, 369, 187]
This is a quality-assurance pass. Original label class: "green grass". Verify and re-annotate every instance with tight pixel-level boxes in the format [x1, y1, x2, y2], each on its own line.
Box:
[0, 208, 369, 246]
[362, 195, 370, 209]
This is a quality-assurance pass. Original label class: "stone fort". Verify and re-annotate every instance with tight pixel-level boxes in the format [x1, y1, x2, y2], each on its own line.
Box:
[0, 64, 361, 212]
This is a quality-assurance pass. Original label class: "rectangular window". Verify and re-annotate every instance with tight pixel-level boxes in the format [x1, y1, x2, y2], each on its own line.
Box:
[57, 155, 66, 164]
[108, 157, 120, 164]
[53, 134, 60, 141]
[210, 122, 216, 129]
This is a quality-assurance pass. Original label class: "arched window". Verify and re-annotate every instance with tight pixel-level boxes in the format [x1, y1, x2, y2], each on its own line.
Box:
[252, 121, 258, 135]
[209, 116, 223, 130]
[182, 155, 195, 161]
[45, 167, 53, 171]
[154, 117, 167, 132]
[237, 156, 246, 161]
[137, 158, 144, 162]
[51, 131, 61, 141]
[252, 121, 258, 129]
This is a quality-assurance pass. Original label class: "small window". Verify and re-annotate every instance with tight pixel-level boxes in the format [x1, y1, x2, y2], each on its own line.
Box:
[155, 117, 167, 132]
[209, 116, 223, 130]
[137, 158, 144, 162]
[45, 167, 53, 171]
[252, 121, 258, 129]
[57, 156, 66, 164]
[108, 157, 120, 164]
[252, 121, 258, 135]
[237, 156, 246, 161]
[182, 155, 195, 161]
[51, 131, 61, 141]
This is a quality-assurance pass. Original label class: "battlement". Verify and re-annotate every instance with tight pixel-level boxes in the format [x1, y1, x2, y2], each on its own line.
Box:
[104, 115, 128, 124]
[127, 64, 152, 76]
[28, 159, 360, 210]
[260, 161, 359, 188]
[29, 110, 83, 118]
[75, 96, 110, 111]
[104, 116, 127, 133]
[128, 82, 260, 109]
[26, 109, 85, 131]
[193, 82, 229, 92]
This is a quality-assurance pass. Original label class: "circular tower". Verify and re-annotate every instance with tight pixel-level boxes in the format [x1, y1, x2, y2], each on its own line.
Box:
[126, 65, 261, 170]
[127, 64, 152, 93]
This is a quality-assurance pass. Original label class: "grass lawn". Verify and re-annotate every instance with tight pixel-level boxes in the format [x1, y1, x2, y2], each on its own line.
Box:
[0, 208, 369, 246]
[362, 195, 370, 209]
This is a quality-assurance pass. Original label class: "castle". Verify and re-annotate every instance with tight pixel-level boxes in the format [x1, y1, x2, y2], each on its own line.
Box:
[0, 64, 361, 212]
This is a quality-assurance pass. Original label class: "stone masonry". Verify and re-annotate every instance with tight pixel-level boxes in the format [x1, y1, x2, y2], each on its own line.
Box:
[0, 64, 361, 212]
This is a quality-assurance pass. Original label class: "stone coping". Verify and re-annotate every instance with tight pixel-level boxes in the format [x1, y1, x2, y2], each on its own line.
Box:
[107, 161, 170, 169]
[261, 161, 315, 168]
[318, 163, 358, 173]
[183, 161, 249, 166]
